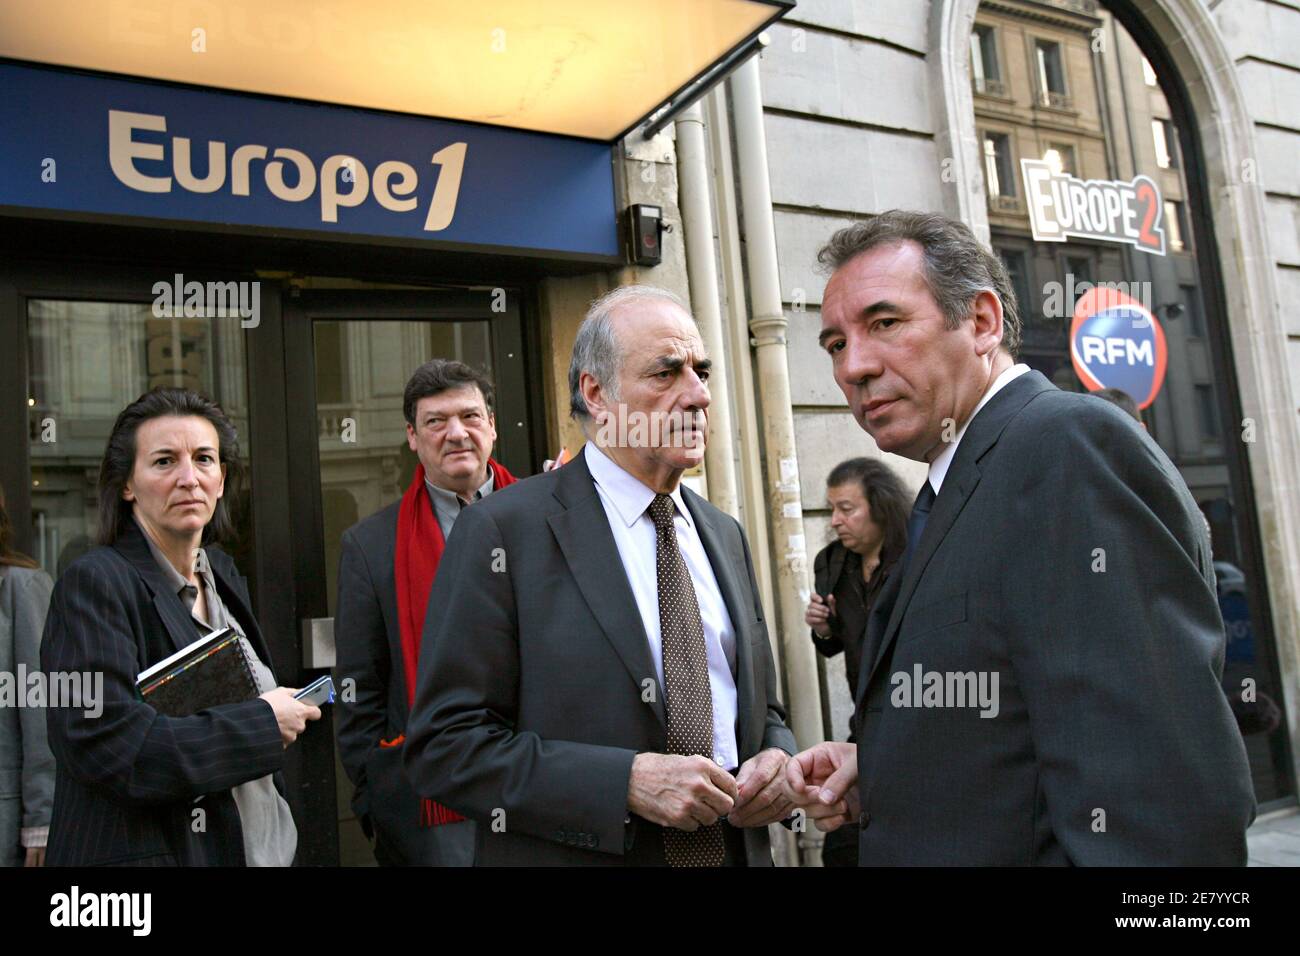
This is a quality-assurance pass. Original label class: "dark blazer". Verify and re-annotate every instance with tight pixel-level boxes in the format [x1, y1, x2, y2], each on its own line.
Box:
[854, 370, 1256, 865]
[41, 520, 285, 866]
[404, 450, 797, 866]
[811, 540, 892, 708]
[334, 500, 464, 864]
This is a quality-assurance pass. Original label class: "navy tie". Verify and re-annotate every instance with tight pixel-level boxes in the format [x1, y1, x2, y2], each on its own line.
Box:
[900, 481, 937, 576]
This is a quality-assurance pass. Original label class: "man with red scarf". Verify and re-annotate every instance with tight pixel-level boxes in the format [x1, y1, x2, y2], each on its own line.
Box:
[334, 359, 516, 866]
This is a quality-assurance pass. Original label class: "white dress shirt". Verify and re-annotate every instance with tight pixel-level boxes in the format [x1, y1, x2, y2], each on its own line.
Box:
[927, 363, 1031, 494]
[585, 443, 740, 771]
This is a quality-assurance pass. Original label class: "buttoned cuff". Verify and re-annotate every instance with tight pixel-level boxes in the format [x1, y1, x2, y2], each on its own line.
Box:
[21, 826, 48, 849]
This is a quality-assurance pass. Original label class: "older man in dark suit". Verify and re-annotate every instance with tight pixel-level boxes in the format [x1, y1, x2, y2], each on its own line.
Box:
[404, 286, 797, 866]
[786, 210, 1255, 865]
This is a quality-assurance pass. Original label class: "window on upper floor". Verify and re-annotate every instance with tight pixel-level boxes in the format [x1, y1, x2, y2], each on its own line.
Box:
[970, 24, 1004, 96]
[1196, 384, 1222, 441]
[1152, 118, 1178, 169]
[1044, 143, 1077, 176]
[997, 247, 1034, 324]
[1064, 254, 1092, 290]
[1164, 200, 1190, 252]
[1181, 285, 1205, 338]
[1035, 40, 1069, 108]
[983, 131, 1016, 199]
[1165, 199, 1188, 252]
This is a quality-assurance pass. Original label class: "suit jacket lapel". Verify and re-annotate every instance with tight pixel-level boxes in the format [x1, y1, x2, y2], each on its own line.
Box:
[113, 521, 203, 656]
[864, 469, 982, 687]
[682, 489, 755, 747]
[857, 563, 901, 706]
[863, 370, 1055, 690]
[548, 452, 666, 728]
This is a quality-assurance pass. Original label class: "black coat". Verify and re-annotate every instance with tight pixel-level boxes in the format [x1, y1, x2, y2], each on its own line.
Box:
[811, 540, 892, 708]
[404, 450, 798, 865]
[855, 370, 1255, 865]
[41, 520, 285, 866]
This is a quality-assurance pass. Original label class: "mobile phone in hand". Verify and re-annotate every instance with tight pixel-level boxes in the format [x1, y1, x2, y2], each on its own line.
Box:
[295, 676, 335, 707]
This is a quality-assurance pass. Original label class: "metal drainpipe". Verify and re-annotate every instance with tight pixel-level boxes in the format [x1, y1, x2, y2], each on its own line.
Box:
[704, 85, 799, 868]
[703, 86, 781, 656]
[729, 55, 825, 762]
[675, 102, 740, 518]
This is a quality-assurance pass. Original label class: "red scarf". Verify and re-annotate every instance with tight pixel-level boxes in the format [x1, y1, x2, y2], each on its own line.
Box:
[393, 457, 517, 826]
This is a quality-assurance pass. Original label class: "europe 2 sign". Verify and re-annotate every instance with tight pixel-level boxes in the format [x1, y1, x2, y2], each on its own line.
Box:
[1022, 159, 1166, 256]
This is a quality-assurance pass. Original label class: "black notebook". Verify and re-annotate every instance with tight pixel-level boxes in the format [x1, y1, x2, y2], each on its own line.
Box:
[136, 627, 260, 718]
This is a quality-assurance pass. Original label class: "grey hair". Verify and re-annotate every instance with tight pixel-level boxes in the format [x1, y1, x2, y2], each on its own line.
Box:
[816, 210, 1022, 356]
[568, 285, 690, 422]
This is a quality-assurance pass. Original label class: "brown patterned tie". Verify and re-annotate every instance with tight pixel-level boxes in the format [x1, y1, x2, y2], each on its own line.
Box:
[648, 493, 725, 867]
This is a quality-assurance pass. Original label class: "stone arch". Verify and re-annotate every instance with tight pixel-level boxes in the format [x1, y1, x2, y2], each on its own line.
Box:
[931, 0, 1300, 787]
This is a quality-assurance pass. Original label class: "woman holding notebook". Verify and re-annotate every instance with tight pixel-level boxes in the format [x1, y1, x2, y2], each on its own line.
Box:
[41, 387, 320, 866]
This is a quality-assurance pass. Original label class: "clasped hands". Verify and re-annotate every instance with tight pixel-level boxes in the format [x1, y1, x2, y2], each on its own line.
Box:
[626, 748, 794, 830]
[782, 741, 859, 831]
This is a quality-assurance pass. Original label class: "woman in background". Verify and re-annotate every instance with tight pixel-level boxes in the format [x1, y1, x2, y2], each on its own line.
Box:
[0, 483, 55, 867]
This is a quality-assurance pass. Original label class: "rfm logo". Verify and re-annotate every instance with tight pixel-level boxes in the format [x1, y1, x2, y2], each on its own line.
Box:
[1070, 286, 1168, 408]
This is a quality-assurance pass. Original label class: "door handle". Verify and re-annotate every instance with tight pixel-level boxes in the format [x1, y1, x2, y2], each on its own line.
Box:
[301, 617, 335, 669]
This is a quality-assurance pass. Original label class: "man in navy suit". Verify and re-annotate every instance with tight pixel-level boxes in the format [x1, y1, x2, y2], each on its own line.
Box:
[785, 211, 1254, 865]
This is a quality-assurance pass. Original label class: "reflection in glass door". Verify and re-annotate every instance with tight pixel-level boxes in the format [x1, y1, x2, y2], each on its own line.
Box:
[313, 318, 493, 620]
[26, 300, 254, 582]
[285, 289, 533, 866]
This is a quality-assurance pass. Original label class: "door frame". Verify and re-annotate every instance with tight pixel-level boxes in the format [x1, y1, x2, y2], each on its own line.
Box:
[279, 288, 536, 863]
[2, 241, 552, 864]
[279, 286, 533, 625]
[0, 259, 335, 854]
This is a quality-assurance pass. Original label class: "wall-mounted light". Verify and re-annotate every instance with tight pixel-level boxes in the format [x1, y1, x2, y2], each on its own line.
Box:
[627, 204, 664, 266]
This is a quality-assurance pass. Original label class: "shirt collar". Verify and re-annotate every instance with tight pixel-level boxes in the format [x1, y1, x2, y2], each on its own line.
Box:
[584, 443, 694, 530]
[136, 517, 209, 595]
[928, 363, 1030, 495]
[425, 470, 495, 508]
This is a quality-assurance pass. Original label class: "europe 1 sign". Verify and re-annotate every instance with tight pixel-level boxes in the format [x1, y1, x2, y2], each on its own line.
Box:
[1022, 159, 1166, 256]
[0, 62, 620, 260]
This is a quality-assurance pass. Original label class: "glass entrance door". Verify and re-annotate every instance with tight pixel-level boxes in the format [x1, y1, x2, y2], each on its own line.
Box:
[282, 289, 534, 865]
[26, 298, 254, 580]
[312, 317, 496, 614]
